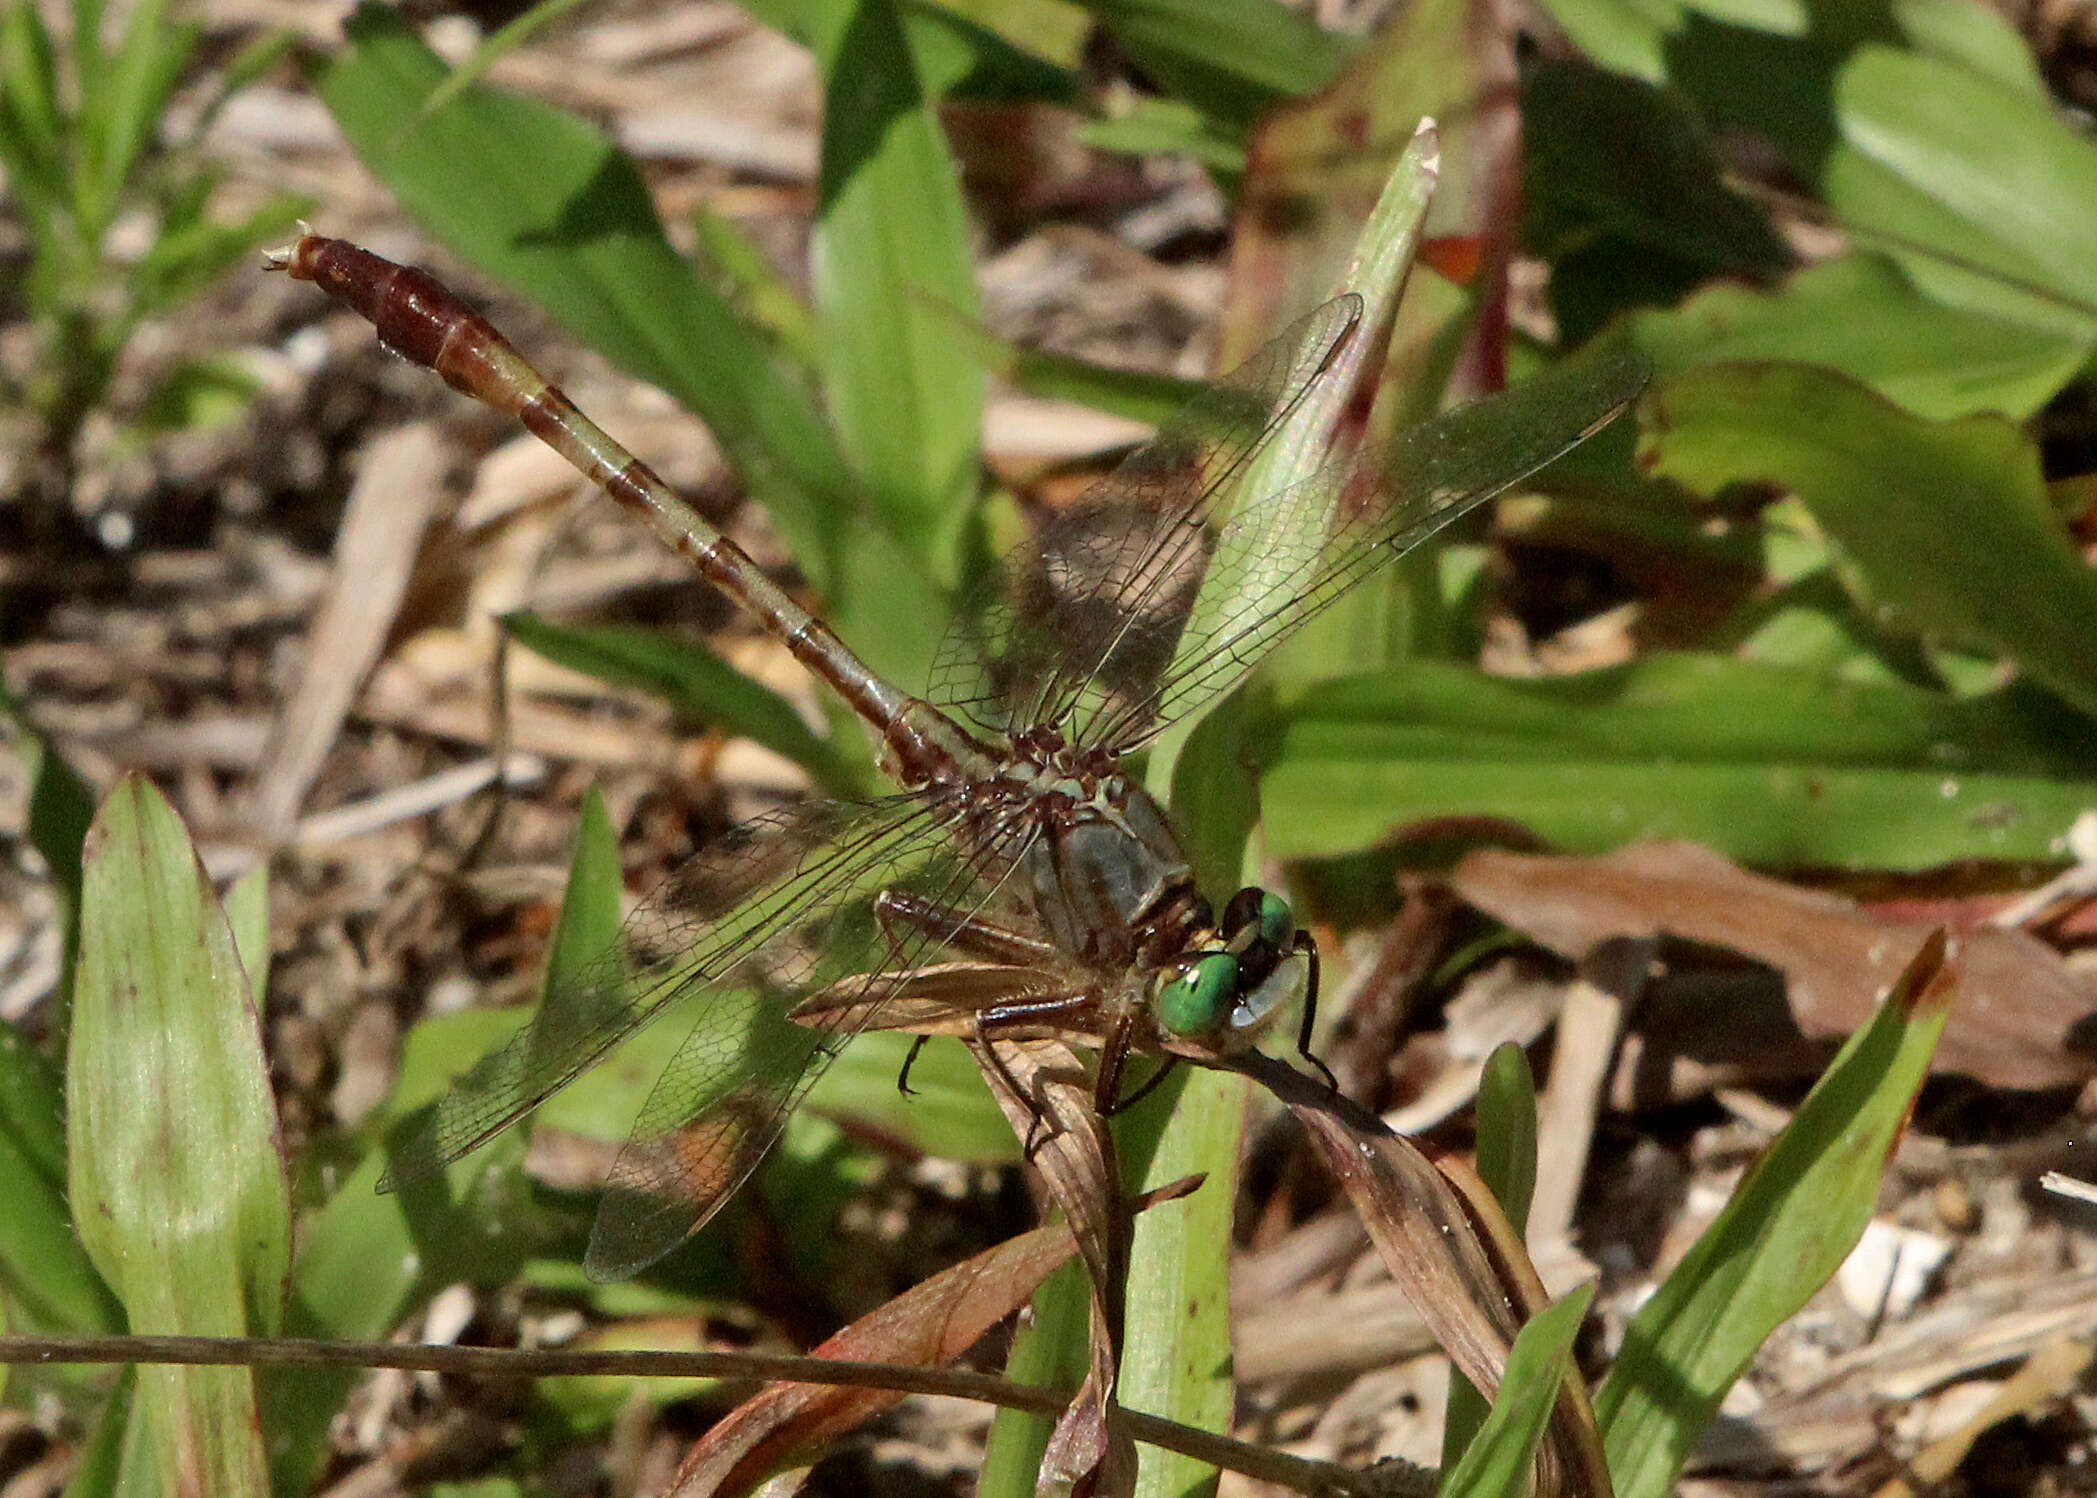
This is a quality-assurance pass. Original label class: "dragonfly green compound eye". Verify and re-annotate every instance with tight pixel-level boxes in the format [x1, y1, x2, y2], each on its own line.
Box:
[1254, 890, 1292, 948]
[1157, 952, 1240, 1036]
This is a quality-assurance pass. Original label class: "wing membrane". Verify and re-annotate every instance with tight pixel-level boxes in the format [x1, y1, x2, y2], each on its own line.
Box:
[1095, 343, 1653, 750]
[930, 295, 1363, 741]
[582, 810, 1039, 1278]
[381, 796, 958, 1194]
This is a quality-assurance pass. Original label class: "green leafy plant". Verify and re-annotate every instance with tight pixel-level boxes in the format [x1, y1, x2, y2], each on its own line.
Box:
[0, 0, 307, 519]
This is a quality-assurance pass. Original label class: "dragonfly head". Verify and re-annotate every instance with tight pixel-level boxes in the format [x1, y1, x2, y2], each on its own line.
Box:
[1152, 887, 1307, 1050]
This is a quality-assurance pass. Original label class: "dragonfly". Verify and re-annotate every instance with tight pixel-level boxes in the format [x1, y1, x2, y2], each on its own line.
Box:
[270, 233, 1646, 1281]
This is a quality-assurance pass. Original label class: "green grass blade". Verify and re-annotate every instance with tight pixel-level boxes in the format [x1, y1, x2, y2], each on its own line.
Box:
[1117, 1063, 1245, 1498]
[0, 0, 65, 182]
[1441, 1287, 1594, 1498]
[1445, 1044, 1541, 1468]
[809, 0, 984, 578]
[981, 1259, 1093, 1495]
[408, 0, 597, 125]
[86, 2, 195, 234]
[70, 778, 291, 1498]
[1597, 933, 1954, 1498]
[933, 304, 1206, 425]
[691, 202, 822, 370]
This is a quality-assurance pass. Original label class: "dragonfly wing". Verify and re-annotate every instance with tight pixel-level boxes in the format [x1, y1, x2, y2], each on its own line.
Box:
[929, 295, 1364, 742]
[380, 795, 955, 1193]
[1106, 342, 1653, 749]
[582, 811, 1040, 1280]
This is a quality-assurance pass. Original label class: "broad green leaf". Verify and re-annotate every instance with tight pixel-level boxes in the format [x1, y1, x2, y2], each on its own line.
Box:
[923, 0, 1090, 67]
[886, 0, 1080, 101]
[1528, 0, 1806, 83]
[1826, 47, 2097, 336]
[1260, 656, 2097, 869]
[1598, 934, 1952, 1498]
[809, 0, 984, 580]
[1645, 362, 2097, 722]
[70, 778, 289, 1498]
[1884, 0, 2046, 94]
[1534, 0, 2037, 98]
[1442, 1286, 1593, 1498]
[1524, 61, 1790, 343]
[312, 5, 858, 598]
[504, 613, 863, 797]
[1629, 252, 2089, 420]
[1082, 0, 1354, 127]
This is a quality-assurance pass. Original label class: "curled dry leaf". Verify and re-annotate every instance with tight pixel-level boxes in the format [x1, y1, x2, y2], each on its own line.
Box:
[1453, 841, 2096, 1091]
[1234, 1051, 1611, 1498]
[972, 1036, 1138, 1498]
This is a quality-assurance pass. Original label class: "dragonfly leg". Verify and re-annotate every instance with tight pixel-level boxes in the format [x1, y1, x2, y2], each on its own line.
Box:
[876, 890, 1057, 966]
[1292, 932, 1340, 1093]
[897, 1034, 930, 1096]
[1103, 1053, 1180, 1115]
[973, 992, 1100, 1155]
[1091, 1011, 1134, 1116]
[1092, 1009, 1180, 1115]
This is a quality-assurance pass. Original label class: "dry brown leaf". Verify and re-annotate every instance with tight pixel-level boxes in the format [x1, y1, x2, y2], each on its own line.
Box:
[1454, 841, 2097, 1090]
[664, 1223, 1081, 1498]
[1236, 1051, 1612, 1498]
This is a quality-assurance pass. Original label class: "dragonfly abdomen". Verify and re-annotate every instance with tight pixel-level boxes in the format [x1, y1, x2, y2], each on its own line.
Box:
[267, 233, 986, 784]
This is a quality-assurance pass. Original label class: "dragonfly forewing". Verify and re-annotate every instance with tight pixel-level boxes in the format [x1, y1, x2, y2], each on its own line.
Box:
[580, 816, 1038, 1278]
[1131, 340, 1656, 743]
[929, 295, 1364, 745]
[380, 796, 967, 1202]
